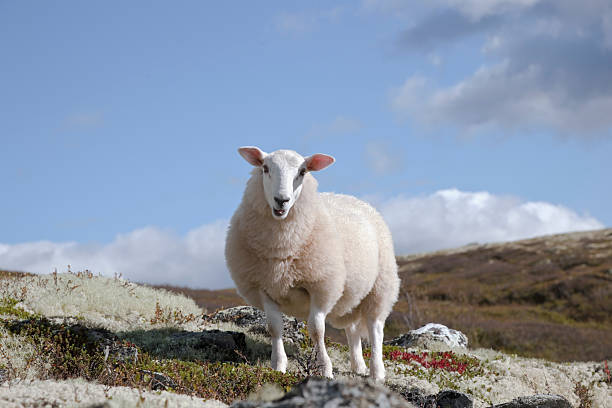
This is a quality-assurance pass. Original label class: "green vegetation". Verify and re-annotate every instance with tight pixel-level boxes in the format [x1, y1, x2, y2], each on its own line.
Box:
[0, 314, 299, 404]
[0, 297, 37, 319]
[155, 230, 612, 363]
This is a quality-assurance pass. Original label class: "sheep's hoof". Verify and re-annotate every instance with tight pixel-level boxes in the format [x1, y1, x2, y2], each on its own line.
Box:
[352, 362, 367, 376]
[369, 370, 385, 382]
[355, 367, 367, 376]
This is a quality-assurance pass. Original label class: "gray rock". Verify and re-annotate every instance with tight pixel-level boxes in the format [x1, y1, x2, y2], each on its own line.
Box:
[385, 323, 468, 350]
[0, 368, 7, 384]
[435, 390, 473, 408]
[489, 394, 572, 408]
[7, 317, 139, 363]
[206, 306, 306, 345]
[167, 329, 248, 362]
[232, 377, 414, 408]
[140, 369, 178, 390]
[389, 385, 472, 408]
[104, 343, 138, 363]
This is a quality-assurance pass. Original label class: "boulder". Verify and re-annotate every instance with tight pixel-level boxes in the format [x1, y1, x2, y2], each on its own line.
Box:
[6, 318, 138, 363]
[489, 394, 572, 408]
[232, 377, 414, 408]
[140, 369, 178, 391]
[389, 385, 473, 408]
[385, 323, 468, 350]
[167, 329, 248, 363]
[206, 306, 306, 345]
[434, 390, 473, 408]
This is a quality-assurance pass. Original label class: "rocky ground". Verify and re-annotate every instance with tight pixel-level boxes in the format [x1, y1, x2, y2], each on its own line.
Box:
[0, 270, 610, 407]
[159, 228, 612, 363]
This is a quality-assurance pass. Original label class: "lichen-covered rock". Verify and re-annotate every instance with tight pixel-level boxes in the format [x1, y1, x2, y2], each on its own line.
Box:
[434, 390, 473, 408]
[385, 323, 468, 350]
[162, 329, 248, 362]
[140, 369, 178, 391]
[389, 385, 473, 408]
[6, 317, 139, 363]
[489, 394, 572, 408]
[232, 377, 414, 408]
[205, 306, 306, 345]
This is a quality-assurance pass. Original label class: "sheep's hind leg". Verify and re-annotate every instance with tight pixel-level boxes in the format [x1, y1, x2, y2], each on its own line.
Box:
[308, 305, 333, 378]
[366, 317, 385, 381]
[262, 293, 287, 373]
[345, 322, 367, 375]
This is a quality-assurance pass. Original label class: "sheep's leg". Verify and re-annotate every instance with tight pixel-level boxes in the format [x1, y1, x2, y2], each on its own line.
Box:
[262, 293, 287, 373]
[345, 322, 367, 375]
[308, 305, 333, 378]
[366, 318, 385, 381]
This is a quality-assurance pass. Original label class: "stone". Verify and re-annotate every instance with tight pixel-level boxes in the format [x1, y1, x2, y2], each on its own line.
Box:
[0, 368, 7, 384]
[206, 306, 306, 345]
[168, 329, 248, 363]
[7, 317, 138, 363]
[232, 377, 414, 408]
[489, 394, 572, 408]
[385, 323, 468, 350]
[389, 385, 473, 408]
[140, 369, 178, 391]
[435, 390, 473, 408]
[104, 343, 138, 363]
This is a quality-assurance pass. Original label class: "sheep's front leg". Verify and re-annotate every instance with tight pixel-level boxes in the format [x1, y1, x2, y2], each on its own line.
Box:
[367, 317, 385, 381]
[308, 305, 333, 378]
[262, 292, 287, 373]
[345, 322, 367, 375]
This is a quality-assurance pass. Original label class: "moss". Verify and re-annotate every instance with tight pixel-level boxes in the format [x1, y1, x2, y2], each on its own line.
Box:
[0, 297, 38, 319]
[383, 346, 497, 404]
[1, 315, 301, 404]
[122, 356, 300, 403]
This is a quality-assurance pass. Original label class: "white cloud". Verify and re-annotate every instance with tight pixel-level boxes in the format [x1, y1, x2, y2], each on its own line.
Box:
[393, 61, 612, 135]
[0, 220, 231, 289]
[1, 191, 603, 289]
[391, 0, 612, 137]
[377, 189, 604, 254]
[445, 0, 540, 21]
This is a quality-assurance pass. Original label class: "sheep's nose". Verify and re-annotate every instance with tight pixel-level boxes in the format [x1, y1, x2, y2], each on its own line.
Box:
[274, 196, 290, 207]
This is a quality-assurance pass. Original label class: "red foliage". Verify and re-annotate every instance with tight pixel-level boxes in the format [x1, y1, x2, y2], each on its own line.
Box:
[368, 349, 471, 374]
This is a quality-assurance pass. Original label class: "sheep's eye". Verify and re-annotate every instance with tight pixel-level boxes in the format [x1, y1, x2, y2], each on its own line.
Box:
[299, 168, 306, 177]
[263, 165, 269, 174]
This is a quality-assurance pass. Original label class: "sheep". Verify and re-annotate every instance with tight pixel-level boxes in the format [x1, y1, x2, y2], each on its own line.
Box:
[225, 147, 400, 380]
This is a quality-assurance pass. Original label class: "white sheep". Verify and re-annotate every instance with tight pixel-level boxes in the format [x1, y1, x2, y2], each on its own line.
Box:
[225, 147, 400, 380]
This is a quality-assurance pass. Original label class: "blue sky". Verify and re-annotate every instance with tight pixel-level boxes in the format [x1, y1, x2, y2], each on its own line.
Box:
[1, 1, 610, 288]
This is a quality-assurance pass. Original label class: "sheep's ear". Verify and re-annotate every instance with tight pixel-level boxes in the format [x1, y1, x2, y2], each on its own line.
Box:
[306, 153, 335, 171]
[238, 146, 267, 166]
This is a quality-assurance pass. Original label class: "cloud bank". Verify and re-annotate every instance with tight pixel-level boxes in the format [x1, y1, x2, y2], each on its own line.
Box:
[0, 190, 603, 288]
[390, 0, 612, 136]
[0, 221, 229, 289]
[379, 189, 603, 254]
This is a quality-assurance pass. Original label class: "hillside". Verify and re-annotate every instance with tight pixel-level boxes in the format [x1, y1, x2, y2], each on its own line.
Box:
[0, 270, 610, 407]
[157, 228, 612, 362]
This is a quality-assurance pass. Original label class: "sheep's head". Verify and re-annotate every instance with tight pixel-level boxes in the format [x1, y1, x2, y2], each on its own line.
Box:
[238, 146, 334, 220]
